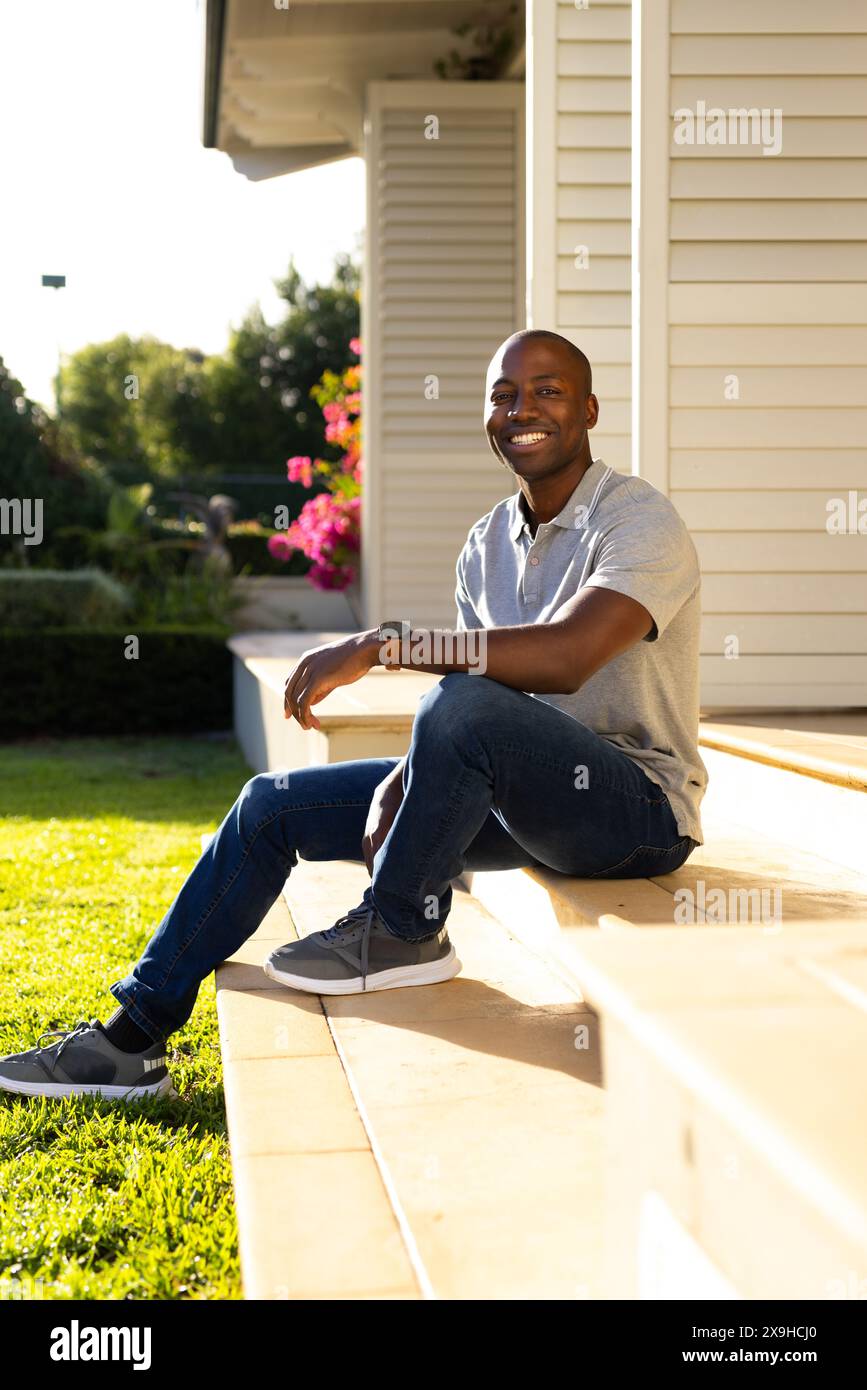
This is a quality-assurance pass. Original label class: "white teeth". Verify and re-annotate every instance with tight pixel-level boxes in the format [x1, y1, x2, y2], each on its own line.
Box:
[511, 432, 548, 445]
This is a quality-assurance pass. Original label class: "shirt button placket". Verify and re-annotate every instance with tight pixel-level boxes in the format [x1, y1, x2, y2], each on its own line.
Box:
[524, 549, 541, 601]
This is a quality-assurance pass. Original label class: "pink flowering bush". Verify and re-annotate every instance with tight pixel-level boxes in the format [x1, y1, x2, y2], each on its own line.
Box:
[268, 338, 362, 591]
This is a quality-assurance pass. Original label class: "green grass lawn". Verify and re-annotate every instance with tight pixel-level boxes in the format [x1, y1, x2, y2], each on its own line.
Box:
[0, 735, 252, 1300]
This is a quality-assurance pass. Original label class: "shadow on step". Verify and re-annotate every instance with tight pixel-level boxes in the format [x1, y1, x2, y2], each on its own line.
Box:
[660, 858, 867, 924]
[219, 966, 603, 1089]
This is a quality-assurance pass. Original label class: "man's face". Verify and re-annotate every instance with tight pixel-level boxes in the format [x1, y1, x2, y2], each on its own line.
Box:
[484, 337, 598, 482]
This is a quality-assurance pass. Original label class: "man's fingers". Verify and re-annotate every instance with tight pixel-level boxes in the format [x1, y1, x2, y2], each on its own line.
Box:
[285, 661, 315, 723]
[285, 657, 330, 728]
[284, 660, 307, 717]
[294, 678, 322, 731]
[293, 684, 311, 728]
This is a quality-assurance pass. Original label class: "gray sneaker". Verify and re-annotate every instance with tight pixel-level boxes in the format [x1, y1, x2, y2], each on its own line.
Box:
[263, 902, 461, 996]
[0, 1019, 174, 1100]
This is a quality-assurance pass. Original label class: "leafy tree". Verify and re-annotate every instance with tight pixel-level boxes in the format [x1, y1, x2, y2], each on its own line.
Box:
[56, 256, 361, 510]
[195, 254, 360, 471]
[0, 357, 107, 564]
[0, 358, 50, 497]
[58, 335, 210, 484]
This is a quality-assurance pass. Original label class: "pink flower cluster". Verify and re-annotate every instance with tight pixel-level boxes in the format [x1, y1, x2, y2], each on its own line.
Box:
[323, 402, 351, 446]
[268, 340, 363, 592]
[268, 492, 360, 589]
[286, 455, 314, 488]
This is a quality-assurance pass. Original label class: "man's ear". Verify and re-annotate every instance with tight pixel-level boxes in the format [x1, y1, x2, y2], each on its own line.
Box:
[585, 394, 599, 429]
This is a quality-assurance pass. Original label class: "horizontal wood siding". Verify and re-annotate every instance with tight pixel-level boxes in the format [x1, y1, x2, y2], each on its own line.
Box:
[667, 0, 867, 707]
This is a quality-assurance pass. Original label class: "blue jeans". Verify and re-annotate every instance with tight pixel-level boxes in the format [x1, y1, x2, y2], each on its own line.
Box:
[111, 673, 696, 1041]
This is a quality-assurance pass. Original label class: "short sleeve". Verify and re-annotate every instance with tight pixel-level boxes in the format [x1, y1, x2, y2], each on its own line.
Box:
[583, 493, 700, 642]
[454, 543, 482, 632]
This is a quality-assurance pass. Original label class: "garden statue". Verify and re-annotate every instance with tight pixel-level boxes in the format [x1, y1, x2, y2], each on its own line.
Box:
[167, 492, 238, 575]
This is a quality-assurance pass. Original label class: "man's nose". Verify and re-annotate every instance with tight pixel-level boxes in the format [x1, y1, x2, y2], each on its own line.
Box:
[507, 392, 538, 419]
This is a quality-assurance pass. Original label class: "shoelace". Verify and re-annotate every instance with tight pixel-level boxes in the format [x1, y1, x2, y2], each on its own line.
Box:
[321, 904, 375, 988]
[36, 1020, 93, 1073]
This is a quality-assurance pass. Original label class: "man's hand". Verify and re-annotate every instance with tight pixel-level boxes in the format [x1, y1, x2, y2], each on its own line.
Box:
[284, 630, 381, 730]
[361, 760, 405, 874]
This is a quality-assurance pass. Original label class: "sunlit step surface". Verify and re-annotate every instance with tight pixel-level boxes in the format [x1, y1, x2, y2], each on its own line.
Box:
[698, 715, 867, 878]
[215, 893, 420, 1300]
[216, 859, 606, 1300]
[700, 715, 867, 794]
[464, 806, 867, 980]
[558, 923, 867, 1300]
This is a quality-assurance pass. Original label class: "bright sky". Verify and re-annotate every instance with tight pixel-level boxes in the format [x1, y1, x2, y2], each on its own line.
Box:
[0, 0, 365, 408]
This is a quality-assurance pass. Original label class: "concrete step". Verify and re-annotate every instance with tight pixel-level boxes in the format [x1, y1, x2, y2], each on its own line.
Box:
[698, 717, 867, 878]
[222, 639, 867, 1297]
[555, 921, 867, 1299]
[214, 894, 421, 1300]
[215, 859, 606, 1300]
[464, 807, 867, 982]
[229, 631, 438, 773]
[460, 779, 867, 1299]
[211, 795, 867, 1299]
[700, 714, 867, 793]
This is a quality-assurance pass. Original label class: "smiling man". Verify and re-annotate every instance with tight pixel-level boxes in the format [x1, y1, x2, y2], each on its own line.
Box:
[0, 330, 708, 1100]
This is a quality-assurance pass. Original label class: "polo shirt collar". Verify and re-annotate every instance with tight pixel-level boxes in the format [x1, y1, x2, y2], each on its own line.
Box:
[507, 458, 608, 540]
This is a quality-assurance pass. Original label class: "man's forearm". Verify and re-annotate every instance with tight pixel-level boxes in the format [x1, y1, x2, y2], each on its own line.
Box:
[366, 623, 579, 694]
[284, 590, 650, 729]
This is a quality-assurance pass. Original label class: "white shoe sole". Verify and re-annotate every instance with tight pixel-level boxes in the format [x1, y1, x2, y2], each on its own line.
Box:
[262, 945, 462, 996]
[0, 1074, 176, 1100]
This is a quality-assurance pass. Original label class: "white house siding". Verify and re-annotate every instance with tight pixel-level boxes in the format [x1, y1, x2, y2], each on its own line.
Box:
[529, 0, 632, 474]
[362, 81, 525, 629]
[663, 0, 867, 708]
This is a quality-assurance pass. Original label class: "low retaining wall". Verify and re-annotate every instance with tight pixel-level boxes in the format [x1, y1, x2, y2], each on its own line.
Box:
[231, 577, 358, 633]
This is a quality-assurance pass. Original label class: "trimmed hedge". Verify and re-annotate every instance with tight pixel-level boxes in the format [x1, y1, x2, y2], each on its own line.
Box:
[25, 527, 312, 579]
[0, 568, 131, 628]
[0, 626, 232, 737]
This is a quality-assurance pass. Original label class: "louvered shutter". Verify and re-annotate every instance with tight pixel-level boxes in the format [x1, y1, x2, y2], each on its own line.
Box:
[362, 81, 525, 628]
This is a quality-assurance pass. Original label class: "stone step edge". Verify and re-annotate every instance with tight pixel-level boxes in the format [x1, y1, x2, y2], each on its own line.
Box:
[304, 987, 438, 1301]
[699, 726, 867, 795]
[552, 925, 867, 1262]
[206, 847, 425, 1300]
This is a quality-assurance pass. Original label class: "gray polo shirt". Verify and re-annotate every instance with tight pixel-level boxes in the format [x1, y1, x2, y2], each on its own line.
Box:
[454, 457, 707, 843]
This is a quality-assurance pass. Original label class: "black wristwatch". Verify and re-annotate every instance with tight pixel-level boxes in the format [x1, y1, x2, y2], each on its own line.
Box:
[377, 619, 411, 671]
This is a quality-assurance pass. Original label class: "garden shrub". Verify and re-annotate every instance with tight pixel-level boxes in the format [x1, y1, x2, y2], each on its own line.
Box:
[0, 626, 232, 736]
[21, 524, 102, 571]
[131, 569, 242, 627]
[0, 568, 131, 628]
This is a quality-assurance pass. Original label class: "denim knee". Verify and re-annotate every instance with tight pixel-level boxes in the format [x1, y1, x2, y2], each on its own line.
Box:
[413, 671, 512, 743]
[236, 771, 286, 832]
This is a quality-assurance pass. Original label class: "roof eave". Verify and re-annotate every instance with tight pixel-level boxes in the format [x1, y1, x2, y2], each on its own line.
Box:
[227, 144, 356, 181]
[203, 0, 227, 148]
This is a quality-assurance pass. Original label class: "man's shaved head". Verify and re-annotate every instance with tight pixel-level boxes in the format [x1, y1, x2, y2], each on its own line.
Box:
[495, 329, 592, 396]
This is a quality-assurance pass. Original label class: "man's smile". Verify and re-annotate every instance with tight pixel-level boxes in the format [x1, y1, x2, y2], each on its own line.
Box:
[502, 427, 555, 452]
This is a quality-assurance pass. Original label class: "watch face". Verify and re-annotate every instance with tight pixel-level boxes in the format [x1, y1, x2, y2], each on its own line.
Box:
[378, 621, 409, 669]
